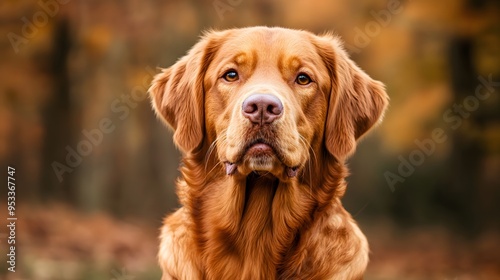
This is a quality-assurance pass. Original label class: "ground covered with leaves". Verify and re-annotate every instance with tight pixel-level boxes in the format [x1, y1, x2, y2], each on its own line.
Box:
[1, 204, 499, 280]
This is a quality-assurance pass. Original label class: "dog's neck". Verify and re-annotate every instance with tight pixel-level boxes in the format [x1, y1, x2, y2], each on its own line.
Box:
[179, 149, 346, 279]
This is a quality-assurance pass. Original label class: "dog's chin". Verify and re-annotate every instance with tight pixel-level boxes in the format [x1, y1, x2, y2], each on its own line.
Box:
[244, 143, 277, 170]
[245, 155, 279, 176]
[225, 143, 300, 179]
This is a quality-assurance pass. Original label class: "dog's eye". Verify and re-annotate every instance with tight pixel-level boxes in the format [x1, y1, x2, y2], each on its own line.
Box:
[223, 70, 239, 82]
[296, 73, 312, 85]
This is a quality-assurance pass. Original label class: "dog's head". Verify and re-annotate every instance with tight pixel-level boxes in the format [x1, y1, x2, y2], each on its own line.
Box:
[150, 27, 388, 180]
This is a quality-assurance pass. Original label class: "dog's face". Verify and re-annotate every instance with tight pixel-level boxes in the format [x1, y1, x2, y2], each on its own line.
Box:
[150, 27, 388, 180]
[204, 28, 331, 179]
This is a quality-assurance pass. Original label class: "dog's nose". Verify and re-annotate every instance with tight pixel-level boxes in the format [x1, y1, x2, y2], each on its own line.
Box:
[242, 94, 283, 125]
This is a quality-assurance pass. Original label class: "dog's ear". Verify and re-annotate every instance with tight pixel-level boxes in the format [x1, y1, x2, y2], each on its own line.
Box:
[315, 35, 389, 161]
[149, 31, 224, 153]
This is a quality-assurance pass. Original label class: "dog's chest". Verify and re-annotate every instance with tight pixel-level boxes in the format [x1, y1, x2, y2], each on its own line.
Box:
[202, 187, 316, 279]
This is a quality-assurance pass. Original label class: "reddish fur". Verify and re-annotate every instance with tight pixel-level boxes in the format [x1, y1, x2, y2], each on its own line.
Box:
[150, 27, 388, 280]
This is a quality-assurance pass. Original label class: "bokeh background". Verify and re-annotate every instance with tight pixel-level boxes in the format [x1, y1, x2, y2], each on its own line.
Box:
[1, 0, 499, 279]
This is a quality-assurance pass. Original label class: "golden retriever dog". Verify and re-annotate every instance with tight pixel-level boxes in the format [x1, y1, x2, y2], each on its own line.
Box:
[149, 26, 388, 280]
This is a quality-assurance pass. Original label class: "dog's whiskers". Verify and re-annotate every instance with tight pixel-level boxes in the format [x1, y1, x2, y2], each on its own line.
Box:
[203, 130, 229, 180]
[204, 132, 227, 173]
[205, 161, 224, 180]
[299, 134, 317, 165]
[298, 135, 315, 199]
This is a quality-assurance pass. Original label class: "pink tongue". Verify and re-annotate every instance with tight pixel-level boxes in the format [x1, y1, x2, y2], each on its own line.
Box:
[225, 162, 237, 175]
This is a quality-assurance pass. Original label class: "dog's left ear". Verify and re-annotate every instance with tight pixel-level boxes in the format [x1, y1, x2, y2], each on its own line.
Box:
[315, 35, 389, 161]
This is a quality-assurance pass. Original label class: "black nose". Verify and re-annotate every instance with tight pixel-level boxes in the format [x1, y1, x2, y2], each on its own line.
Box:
[242, 94, 283, 125]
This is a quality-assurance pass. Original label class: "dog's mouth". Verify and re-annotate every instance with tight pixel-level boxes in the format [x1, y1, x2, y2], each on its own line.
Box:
[224, 138, 299, 177]
[244, 139, 276, 158]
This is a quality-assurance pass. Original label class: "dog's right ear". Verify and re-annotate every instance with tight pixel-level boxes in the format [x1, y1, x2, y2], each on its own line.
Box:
[149, 31, 224, 153]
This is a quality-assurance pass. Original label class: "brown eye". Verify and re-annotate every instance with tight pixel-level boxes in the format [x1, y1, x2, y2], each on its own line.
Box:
[296, 73, 312, 85]
[223, 70, 239, 82]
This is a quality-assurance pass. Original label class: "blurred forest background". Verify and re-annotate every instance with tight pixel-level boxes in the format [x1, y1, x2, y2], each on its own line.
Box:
[1, 0, 499, 279]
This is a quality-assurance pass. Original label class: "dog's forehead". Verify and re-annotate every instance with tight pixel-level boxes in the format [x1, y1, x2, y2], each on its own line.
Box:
[215, 28, 321, 66]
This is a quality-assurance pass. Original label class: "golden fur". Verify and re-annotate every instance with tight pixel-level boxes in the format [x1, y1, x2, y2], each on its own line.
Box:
[149, 26, 389, 280]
